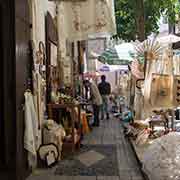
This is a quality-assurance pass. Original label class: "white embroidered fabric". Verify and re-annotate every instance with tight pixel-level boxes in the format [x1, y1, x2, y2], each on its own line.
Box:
[142, 132, 180, 180]
[57, 0, 116, 41]
[24, 91, 41, 168]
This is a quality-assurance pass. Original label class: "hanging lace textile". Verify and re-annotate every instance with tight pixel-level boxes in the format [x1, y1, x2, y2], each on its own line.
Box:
[57, 0, 116, 41]
[24, 91, 41, 168]
[29, 0, 45, 49]
[173, 54, 180, 75]
[29, 0, 47, 130]
[130, 59, 144, 119]
[134, 87, 144, 120]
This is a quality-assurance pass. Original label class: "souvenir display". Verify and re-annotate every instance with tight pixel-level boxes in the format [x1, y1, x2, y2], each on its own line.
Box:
[43, 120, 66, 160]
[142, 48, 176, 112]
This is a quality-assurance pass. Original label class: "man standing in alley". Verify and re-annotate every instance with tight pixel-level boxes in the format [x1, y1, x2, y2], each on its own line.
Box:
[98, 75, 111, 120]
[83, 80, 102, 127]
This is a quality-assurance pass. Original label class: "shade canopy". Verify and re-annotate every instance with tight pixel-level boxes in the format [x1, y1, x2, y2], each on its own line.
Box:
[97, 62, 128, 71]
[98, 46, 133, 65]
[115, 43, 135, 61]
[99, 65, 110, 72]
[83, 71, 101, 78]
[157, 34, 180, 44]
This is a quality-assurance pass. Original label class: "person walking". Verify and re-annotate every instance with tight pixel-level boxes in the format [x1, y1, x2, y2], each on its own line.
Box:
[98, 75, 111, 120]
[83, 80, 102, 127]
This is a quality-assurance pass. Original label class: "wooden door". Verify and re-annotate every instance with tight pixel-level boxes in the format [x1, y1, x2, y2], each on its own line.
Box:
[0, 2, 5, 169]
[0, 0, 16, 179]
[0, 0, 31, 179]
[15, 0, 32, 179]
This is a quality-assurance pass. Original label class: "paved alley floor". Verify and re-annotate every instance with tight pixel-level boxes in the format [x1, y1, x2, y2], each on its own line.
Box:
[27, 118, 144, 180]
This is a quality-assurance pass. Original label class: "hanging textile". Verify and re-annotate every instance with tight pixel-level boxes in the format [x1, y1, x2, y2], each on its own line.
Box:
[29, 0, 47, 130]
[58, 0, 116, 41]
[29, 0, 45, 49]
[173, 55, 180, 75]
[24, 91, 41, 168]
[149, 49, 174, 108]
[143, 49, 177, 113]
[130, 59, 144, 79]
[134, 87, 144, 120]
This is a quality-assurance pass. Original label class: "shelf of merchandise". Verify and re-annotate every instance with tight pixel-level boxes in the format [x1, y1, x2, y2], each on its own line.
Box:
[48, 103, 81, 156]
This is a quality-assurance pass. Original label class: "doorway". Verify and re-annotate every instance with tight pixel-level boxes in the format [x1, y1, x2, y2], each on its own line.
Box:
[0, 3, 5, 169]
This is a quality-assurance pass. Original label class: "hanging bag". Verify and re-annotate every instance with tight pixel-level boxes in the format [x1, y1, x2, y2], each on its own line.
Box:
[150, 73, 174, 108]
[144, 49, 175, 109]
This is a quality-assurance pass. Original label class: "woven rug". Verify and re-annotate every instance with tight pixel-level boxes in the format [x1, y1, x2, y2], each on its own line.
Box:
[55, 145, 118, 176]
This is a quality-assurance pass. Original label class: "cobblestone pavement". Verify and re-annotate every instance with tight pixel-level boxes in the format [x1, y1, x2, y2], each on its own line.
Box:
[27, 118, 144, 180]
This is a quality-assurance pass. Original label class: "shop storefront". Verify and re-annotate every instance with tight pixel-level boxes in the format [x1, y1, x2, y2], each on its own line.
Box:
[0, 1, 116, 180]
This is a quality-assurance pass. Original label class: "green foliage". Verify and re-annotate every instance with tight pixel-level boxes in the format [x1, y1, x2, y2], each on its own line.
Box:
[114, 0, 136, 41]
[114, 0, 180, 41]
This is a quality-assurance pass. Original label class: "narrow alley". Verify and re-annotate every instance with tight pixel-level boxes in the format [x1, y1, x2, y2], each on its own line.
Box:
[2, 1, 180, 180]
[27, 118, 144, 180]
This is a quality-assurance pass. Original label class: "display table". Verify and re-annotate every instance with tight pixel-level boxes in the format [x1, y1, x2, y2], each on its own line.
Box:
[47, 103, 81, 155]
[79, 102, 91, 111]
[149, 119, 168, 135]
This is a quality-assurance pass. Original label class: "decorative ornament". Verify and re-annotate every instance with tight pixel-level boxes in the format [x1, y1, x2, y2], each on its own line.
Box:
[135, 39, 163, 62]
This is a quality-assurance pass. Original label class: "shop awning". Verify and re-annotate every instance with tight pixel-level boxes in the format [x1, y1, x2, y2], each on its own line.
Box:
[115, 43, 135, 61]
[97, 63, 129, 72]
[98, 47, 132, 65]
[99, 65, 110, 72]
[157, 34, 180, 44]
[57, 0, 116, 41]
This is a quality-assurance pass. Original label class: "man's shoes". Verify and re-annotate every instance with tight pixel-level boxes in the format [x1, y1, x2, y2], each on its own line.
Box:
[80, 144, 84, 148]
[92, 123, 99, 127]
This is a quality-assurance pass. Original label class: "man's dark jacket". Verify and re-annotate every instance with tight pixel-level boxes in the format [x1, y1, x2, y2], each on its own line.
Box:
[98, 81, 111, 95]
